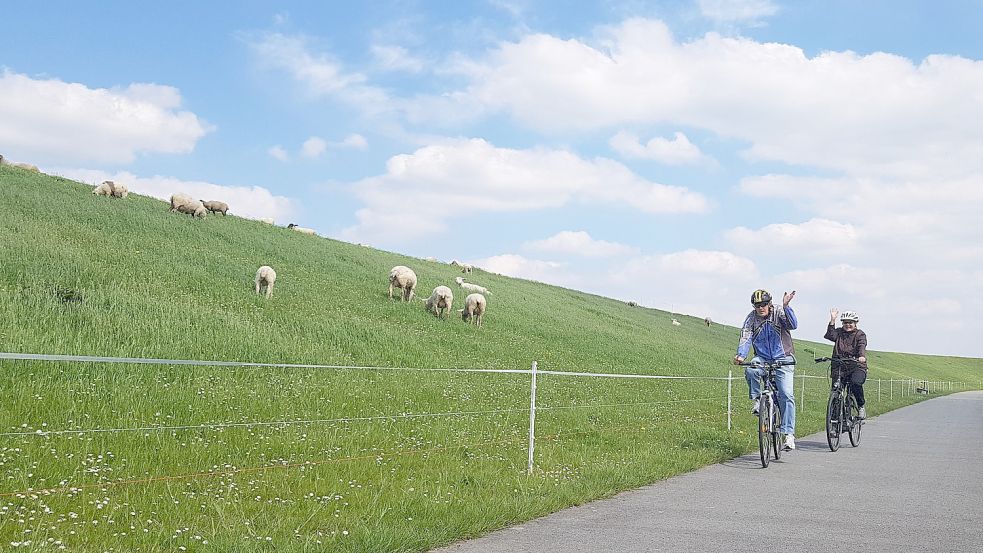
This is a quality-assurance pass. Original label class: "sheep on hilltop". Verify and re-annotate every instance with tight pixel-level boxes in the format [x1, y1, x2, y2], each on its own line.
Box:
[170, 193, 207, 218]
[201, 200, 228, 216]
[424, 286, 454, 318]
[389, 266, 418, 302]
[255, 266, 277, 299]
[455, 277, 491, 296]
[460, 293, 487, 327]
[287, 223, 316, 236]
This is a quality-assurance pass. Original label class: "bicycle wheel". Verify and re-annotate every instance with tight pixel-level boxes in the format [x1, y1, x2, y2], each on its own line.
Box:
[772, 400, 783, 460]
[848, 394, 863, 447]
[826, 392, 841, 452]
[758, 395, 772, 468]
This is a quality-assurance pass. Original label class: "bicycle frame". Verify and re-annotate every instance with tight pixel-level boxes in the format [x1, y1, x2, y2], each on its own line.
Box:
[740, 359, 793, 468]
[816, 356, 864, 451]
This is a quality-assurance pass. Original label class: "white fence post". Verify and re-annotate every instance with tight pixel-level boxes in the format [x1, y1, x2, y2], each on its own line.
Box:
[727, 370, 733, 431]
[527, 361, 538, 476]
[799, 374, 805, 413]
[877, 379, 881, 402]
[890, 379, 894, 400]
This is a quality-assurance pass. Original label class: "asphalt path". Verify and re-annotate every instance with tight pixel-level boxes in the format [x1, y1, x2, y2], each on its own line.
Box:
[434, 391, 983, 553]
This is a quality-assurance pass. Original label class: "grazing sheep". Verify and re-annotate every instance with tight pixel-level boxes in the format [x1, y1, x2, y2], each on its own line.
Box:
[671, 318, 681, 326]
[388, 266, 418, 302]
[259, 217, 275, 225]
[454, 276, 491, 296]
[0, 156, 39, 172]
[110, 182, 128, 198]
[424, 286, 454, 318]
[287, 223, 316, 236]
[449, 259, 473, 273]
[201, 200, 228, 216]
[424, 256, 438, 262]
[627, 301, 638, 307]
[92, 181, 114, 196]
[460, 293, 487, 326]
[170, 193, 207, 218]
[704, 317, 712, 327]
[255, 266, 276, 299]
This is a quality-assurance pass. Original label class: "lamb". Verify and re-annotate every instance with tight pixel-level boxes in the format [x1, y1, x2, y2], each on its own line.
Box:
[459, 293, 487, 327]
[388, 266, 417, 301]
[110, 182, 128, 198]
[287, 223, 316, 236]
[259, 218, 275, 225]
[170, 193, 207, 218]
[201, 200, 228, 215]
[449, 259, 473, 273]
[704, 317, 713, 327]
[255, 266, 276, 299]
[424, 286, 454, 318]
[92, 181, 114, 196]
[671, 318, 681, 326]
[455, 276, 491, 295]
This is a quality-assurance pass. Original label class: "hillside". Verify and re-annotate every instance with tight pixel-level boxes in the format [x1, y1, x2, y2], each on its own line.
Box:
[1, 165, 980, 552]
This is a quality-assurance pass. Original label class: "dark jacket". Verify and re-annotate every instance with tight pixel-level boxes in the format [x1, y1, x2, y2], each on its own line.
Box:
[824, 324, 868, 373]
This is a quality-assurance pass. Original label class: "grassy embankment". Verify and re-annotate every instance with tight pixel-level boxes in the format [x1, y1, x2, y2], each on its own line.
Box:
[1, 165, 979, 552]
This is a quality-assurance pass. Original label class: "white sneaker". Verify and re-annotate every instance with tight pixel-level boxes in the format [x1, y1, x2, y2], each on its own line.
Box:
[751, 399, 760, 415]
[783, 434, 796, 450]
[858, 407, 866, 419]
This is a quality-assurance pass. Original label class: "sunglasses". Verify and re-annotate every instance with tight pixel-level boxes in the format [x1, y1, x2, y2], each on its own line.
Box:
[753, 302, 770, 308]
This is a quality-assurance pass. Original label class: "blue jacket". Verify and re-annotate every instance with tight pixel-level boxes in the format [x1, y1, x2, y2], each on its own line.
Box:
[737, 305, 797, 361]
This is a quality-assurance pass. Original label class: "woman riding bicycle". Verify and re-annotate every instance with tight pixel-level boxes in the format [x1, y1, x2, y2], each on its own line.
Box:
[824, 309, 869, 418]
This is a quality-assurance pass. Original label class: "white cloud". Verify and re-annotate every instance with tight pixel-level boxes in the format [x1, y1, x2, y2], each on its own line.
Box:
[54, 168, 296, 222]
[609, 130, 708, 164]
[338, 134, 368, 150]
[726, 218, 860, 256]
[470, 254, 571, 284]
[301, 136, 328, 158]
[370, 44, 425, 73]
[339, 138, 709, 245]
[523, 230, 637, 257]
[697, 0, 778, 24]
[268, 145, 289, 162]
[249, 33, 391, 115]
[0, 70, 211, 165]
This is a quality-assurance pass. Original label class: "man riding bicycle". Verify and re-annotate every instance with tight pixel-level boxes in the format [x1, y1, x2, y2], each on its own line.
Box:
[733, 289, 798, 450]
[824, 309, 868, 418]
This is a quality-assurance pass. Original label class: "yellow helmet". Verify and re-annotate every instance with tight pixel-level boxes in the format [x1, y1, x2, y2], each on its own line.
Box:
[751, 289, 772, 305]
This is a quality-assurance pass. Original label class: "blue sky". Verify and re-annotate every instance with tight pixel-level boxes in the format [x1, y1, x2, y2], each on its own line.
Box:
[3, 1, 982, 357]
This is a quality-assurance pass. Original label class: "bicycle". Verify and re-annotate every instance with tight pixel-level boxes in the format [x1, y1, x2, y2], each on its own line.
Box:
[815, 356, 864, 451]
[739, 359, 795, 468]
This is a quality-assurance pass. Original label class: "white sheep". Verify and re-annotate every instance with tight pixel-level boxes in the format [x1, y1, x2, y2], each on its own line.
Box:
[0, 155, 39, 172]
[460, 293, 487, 326]
[424, 256, 438, 262]
[110, 182, 128, 198]
[287, 223, 316, 236]
[449, 259, 473, 273]
[255, 266, 276, 299]
[170, 193, 206, 218]
[201, 200, 228, 215]
[388, 266, 418, 302]
[92, 181, 114, 196]
[671, 318, 681, 326]
[455, 276, 491, 296]
[424, 286, 454, 318]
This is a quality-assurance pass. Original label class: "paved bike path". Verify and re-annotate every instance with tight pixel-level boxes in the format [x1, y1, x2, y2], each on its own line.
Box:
[434, 391, 983, 553]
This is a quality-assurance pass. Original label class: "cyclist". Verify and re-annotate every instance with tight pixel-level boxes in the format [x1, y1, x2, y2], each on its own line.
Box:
[824, 309, 868, 418]
[733, 289, 799, 450]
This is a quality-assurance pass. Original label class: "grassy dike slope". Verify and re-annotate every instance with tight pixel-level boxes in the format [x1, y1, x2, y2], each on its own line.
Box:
[1, 165, 980, 552]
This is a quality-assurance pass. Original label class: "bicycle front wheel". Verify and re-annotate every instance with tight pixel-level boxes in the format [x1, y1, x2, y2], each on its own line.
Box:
[772, 401, 784, 461]
[826, 392, 841, 452]
[848, 394, 863, 447]
[758, 396, 772, 468]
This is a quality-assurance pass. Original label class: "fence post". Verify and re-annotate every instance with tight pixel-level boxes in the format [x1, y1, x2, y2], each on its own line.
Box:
[890, 380, 894, 400]
[877, 379, 881, 402]
[727, 370, 733, 431]
[799, 374, 805, 413]
[527, 361, 538, 476]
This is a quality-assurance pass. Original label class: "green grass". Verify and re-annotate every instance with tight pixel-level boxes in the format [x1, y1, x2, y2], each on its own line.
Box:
[1, 165, 980, 552]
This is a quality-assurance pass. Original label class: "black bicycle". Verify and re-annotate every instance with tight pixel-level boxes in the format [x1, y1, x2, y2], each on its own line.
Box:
[740, 359, 795, 468]
[815, 356, 863, 451]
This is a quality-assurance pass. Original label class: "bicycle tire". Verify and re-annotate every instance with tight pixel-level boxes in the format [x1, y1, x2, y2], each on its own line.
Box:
[758, 395, 771, 468]
[772, 400, 783, 460]
[826, 391, 841, 452]
[848, 394, 863, 447]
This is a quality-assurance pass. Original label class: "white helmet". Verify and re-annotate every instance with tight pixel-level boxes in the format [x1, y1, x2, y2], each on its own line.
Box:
[840, 311, 860, 323]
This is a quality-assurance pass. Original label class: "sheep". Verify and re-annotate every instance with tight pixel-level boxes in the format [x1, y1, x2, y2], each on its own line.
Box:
[201, 200, 228, 216]
[92, 181, 114, 196]
[424, 286, 454, 318]
[459, 293, 487, 326]
[627, 301, 638, 307]
[388, 266, 417, 302]
[259, 217, 275, 225]
[0, 156, 39, 172]
[287, 223, 316, 236]
[170, 193, 194, 211]
[175, 199, 208, 218]
[424, 256, 438, 262]
[255, 266, 276, 299]
[704, 317, 713, 327]
[449, 259, 473, 273]
[110, 182, 128, 198]
[455, 276, 491, 296]
[671, 318, 681, 326]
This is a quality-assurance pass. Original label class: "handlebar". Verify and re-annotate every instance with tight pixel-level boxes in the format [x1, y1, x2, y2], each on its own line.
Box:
[814, 356, 860, 364]
[737, 359, 796, 368]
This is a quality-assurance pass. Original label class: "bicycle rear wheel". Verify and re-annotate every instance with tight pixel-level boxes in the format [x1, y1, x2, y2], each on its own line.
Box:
[772, 401, 784, 460]
[848, 394, 863, 447]
[758, 396, 772, 468]
[826, 392, 841, 452]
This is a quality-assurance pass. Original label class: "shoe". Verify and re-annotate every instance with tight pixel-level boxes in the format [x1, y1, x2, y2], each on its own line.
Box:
[751, 399, 760, 415]
[783, 434, 796, 450]
[858, 407, 866, 419]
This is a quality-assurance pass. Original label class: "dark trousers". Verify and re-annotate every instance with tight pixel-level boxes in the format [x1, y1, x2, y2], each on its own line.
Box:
[831, 369, 867, 407]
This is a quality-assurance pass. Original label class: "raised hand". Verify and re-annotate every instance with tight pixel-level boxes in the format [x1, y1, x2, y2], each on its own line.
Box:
[783, 290, 796, 307]
[830, 308, 839, 322]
